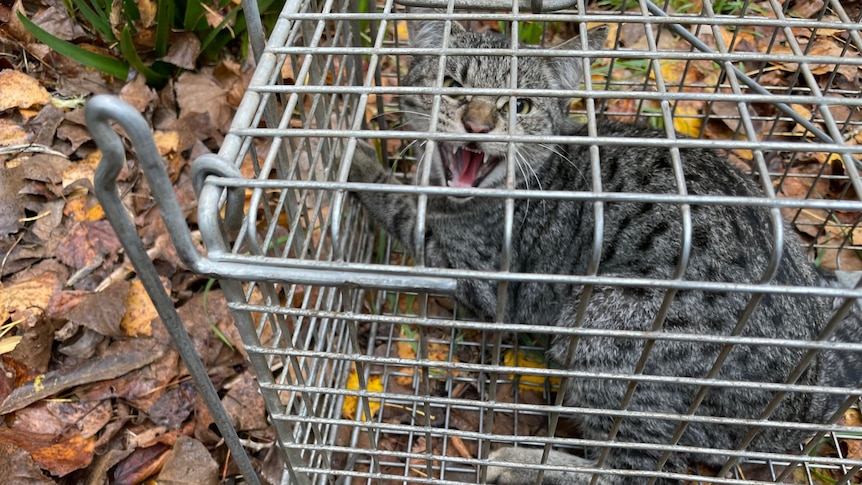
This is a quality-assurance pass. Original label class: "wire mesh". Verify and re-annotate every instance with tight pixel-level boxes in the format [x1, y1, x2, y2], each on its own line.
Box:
[198, 0, 862, 483]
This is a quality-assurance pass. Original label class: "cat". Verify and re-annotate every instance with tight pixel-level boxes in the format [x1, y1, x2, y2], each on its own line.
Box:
[345, 16, 862, 485]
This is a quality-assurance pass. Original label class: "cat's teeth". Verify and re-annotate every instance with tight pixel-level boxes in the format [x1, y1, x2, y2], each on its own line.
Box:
[446, 180, 453, 187]
[483, 153, 489, 164]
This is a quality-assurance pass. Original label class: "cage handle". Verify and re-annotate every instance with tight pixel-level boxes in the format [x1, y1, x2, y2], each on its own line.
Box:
[85, 94, 262, 485]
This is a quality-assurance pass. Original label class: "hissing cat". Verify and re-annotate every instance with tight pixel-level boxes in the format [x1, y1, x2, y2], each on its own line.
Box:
[346, 17, 862, 485]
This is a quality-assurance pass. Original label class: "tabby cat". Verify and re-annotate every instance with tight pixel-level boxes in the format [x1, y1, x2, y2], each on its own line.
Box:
[346, 16, 862, 485]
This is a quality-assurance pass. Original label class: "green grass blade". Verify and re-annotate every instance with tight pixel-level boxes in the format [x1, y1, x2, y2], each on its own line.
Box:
[183, 0, 206, 32]
[17, 10, 129, 79]
[154, 0, 174, 58]
[71, 0, 115, 41]
[199, 4, 241, 54]
[119, 24, 168, 85]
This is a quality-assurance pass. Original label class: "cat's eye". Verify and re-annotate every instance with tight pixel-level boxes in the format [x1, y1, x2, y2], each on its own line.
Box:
[500, 98, 532, 115]
[442, 77, 466, 101]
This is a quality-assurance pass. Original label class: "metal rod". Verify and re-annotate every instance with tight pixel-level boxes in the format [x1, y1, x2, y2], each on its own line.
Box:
[85, 95, 262, 485]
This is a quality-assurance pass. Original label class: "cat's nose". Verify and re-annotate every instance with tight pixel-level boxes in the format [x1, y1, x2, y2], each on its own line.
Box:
[463, 118, 493, 133]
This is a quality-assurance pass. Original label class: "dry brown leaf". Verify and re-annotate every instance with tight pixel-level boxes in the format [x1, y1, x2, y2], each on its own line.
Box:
[788, 0, 824, 19]
[769, 40, 860, 80]
[47, 399, 114, 439]
[148, 381, 196, 430]
[0, 118, 30, 146]
[55, 219, 122, 271]
[0, 442, 57, 484]
[113, 443, 171, 484]
[175, 71, 232, 132]
[62, 195, 105, 223]
[62, 150, 100, 190]
[0, 164, 26, 236]
[135, 0, 157, 28]
[120, 279, 161, 337]
[31, 5, 88, 41]
[221, 369, 269, 431]
[162, 32, 201, 70]
[0, 427, 95, 476]
[63, 281, 130, 338]
[157, 436, 219, 485]
[0, 269, 64, 323]
[0, 70, 50, 111]
[56, 120, 92, 152]
[119, 75, 155, 113]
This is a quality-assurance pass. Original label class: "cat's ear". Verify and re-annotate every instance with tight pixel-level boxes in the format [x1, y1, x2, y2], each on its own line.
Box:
[406, 9, 467, 49]
[547, 25, 609, 90]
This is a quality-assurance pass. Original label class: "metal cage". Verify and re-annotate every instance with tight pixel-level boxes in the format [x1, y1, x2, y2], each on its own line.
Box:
[86, 0, 862, 484]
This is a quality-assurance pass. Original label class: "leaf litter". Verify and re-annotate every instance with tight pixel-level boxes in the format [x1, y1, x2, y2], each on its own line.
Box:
[0, 0, 860, 483]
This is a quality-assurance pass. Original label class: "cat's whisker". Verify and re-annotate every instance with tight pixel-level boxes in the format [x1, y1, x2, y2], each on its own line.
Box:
[514, 150, 543, 192]
[540, 143, 586, 181]
[396, 139, 424, 162]
[384, 110, 432, 119]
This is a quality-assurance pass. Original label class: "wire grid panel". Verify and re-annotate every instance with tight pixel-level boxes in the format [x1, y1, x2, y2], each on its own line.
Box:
[202, 0, 862, 484]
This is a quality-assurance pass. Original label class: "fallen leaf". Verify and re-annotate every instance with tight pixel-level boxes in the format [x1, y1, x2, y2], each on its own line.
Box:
[0, 70, 50, 111]
[673, 101, 704, 138]
[0, 340, 163, 414]
[175, 71, 232, 133]
[0, 164, 26, 236]
[47, 399, 114, 439]
[342, 365, 384, 419]
[7, 312, 53, 372]
[63, 281, 130, 338]
[55, 219, 122, 271]
[120, 279, 161, 337]
[119, 75, 156, 113]
[221, 369, 269, 431]
[0, 427, 94, 476]
[0, 442, 57, 484]
[157, 436, 219, 485]
[31, 5, 88, 41]
[503, 349, 561, 391]
[0, 118, 30, 146]
[148, 380, 196, 430]
[153, 130, 185, 182]
[769, 40, 861, 80]
[0, 268, 64, 323]
[162, 32, 201, 70]
[113, 443, 170, 485]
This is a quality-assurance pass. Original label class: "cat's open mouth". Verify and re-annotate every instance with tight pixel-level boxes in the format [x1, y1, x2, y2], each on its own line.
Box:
[439, 143, 501, 188]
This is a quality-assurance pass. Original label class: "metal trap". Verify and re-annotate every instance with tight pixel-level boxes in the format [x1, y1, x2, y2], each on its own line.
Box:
[86, 0, 862, 484]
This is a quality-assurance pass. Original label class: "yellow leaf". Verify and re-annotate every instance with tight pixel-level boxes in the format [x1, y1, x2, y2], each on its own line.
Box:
[503, 350, 561, 391]
[341, 366, 384, 420]
[673, 102, 703, 138]
[120, 279, 161, 337]
[396, 21, 409, 41]
[0, 336, 22, 354]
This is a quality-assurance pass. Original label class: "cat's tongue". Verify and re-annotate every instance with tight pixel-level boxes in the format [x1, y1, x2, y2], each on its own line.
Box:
[452, 148, 484, 188]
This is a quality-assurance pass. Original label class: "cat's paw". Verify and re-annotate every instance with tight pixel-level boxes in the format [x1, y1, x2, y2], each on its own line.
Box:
[346, 140, 387, 184]
[486, 448, 594, 485]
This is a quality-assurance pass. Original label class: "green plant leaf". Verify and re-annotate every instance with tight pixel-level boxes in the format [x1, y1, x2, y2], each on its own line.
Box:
[119, 24, 169, 86]
[17, 10, 129, 79]
[183, 0, 207, 32]
[122, 0, 140, 25]
[71, 0, 115, 41]
[200, 4, 241, 54]
[154, 0, 174, 58]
